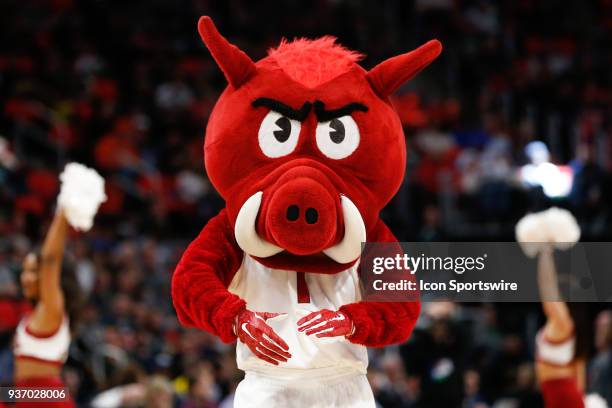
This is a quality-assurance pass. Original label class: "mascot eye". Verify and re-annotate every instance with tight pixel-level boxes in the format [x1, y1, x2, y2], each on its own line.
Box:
[258, 111, 301, 158]
[315, 115, 360, 159]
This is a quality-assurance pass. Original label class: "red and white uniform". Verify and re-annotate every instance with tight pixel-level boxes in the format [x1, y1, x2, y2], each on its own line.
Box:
[14, 316, 70, 365]
[13, 315, 75, 407]
[172, 212, 420, 408]
[229, 255, 373, 407]
[536, 329, 585, 408]
[229, 255, 367, 373]
[536, 329, 575, 367]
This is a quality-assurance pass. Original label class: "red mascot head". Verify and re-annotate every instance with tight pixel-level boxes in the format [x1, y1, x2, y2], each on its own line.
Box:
[200, 16, 441, 273]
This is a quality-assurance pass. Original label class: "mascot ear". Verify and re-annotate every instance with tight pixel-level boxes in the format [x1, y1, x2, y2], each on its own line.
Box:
[198, 16, 256, 88]
[366, 40, 442, 97]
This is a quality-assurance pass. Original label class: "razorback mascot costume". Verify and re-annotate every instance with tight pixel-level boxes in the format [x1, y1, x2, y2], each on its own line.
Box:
[172, 16, 442, 408]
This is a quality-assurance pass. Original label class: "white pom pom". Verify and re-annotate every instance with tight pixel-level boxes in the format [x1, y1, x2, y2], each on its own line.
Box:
[585, 394, 609, 408]
[57, 163, 107, 231]
[543, 207, 581, 250]
[515, 207, 580, 257]
[515, 212, 548, 257]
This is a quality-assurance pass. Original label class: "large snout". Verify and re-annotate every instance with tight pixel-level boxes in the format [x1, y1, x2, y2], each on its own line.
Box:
[233, 162, 366, 264]
[263, 177, 338, 255]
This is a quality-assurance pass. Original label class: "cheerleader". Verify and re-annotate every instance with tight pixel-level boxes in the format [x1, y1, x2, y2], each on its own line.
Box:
[13, 163, 105, 407]
[516, 208, 607, 408]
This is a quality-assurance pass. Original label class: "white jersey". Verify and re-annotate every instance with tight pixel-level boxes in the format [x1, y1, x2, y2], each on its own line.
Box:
[228, 255, 368, 377]
[536, 329, 575, 366]
[14, 315, 70, 364]
[234, 370, 375, 408]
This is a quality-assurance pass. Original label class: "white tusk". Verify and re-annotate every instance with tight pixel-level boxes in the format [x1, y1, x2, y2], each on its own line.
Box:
[323, 195, 366, 264]
[234, 192, 284, 258]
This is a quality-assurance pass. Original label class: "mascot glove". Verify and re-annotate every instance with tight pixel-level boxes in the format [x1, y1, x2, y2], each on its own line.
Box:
[297, 309, 354, 338]
[234, 310, 291, 365]
[58, 162, 107, 231]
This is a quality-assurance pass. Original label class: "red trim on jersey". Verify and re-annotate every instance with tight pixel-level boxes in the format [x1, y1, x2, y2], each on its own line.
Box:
[21, 312, 65, 339]
[296, 272, 310, 303]
[24, 323, 62, 339]
[542, 329, 575, 345]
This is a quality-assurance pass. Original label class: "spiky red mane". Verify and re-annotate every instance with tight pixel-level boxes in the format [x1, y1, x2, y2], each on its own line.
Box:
[266, 36, 364, 88]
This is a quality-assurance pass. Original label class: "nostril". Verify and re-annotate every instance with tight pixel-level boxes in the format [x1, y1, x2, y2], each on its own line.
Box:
[305, 208, 318, 224]
[286, 205, 300, 221]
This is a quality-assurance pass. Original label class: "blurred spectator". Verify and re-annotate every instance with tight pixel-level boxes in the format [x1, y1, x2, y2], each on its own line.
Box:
[589, 311, 612, 406]
[180, 362, 221, 408]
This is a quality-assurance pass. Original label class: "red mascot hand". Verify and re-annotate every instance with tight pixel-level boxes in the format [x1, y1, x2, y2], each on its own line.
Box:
[297, 309, 354, 338]
[235, 310, 291, 365]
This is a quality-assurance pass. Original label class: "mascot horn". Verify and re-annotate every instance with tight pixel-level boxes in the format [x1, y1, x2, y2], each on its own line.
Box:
[172, 16, 441, 408]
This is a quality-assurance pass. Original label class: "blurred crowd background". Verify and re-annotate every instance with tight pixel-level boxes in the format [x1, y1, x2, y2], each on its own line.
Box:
[1, 0, 611, 407]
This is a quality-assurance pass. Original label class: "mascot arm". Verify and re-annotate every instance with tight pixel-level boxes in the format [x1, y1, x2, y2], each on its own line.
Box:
[171, 209, 246, 343]
[339, 220, 421, 347]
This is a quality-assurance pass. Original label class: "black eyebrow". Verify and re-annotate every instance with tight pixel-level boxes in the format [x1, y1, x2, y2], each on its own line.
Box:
[252, 98, 312, 121]
[313, 100, 368, 122]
